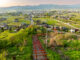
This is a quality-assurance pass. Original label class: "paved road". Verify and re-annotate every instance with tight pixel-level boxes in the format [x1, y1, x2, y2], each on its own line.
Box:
[55, 19, 80, 30]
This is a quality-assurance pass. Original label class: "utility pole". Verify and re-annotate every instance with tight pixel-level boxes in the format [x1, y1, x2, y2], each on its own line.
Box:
[46, 29, 48, 48]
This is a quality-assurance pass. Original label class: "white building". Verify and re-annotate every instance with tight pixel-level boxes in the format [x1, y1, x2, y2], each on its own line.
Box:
[70, 29, 75, 33]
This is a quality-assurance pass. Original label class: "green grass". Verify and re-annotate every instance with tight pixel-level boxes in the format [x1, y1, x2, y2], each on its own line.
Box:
[6, 36, 32, 60]
[46, 49, 61, 60]
[64, 50, 80, 60]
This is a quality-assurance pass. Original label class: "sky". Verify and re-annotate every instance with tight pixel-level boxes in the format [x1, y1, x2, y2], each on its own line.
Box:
[0, 0, 80, 7]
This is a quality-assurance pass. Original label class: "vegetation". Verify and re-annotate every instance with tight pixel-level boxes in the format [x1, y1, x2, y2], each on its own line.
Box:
[0, 10, 80, 60]
[0, 25, 35, 60]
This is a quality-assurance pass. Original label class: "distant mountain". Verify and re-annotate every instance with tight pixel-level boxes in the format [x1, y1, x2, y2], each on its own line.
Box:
[0, 4, 80, 11]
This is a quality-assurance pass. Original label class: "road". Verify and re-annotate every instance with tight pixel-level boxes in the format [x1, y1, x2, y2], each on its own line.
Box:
[55, 19, 80, 30]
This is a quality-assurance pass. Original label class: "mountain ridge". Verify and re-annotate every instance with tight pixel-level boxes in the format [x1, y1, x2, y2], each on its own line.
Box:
[0, 4, 80, 11]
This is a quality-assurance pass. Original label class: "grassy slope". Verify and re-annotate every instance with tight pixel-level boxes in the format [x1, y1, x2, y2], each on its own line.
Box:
[0, 27, 33, 60]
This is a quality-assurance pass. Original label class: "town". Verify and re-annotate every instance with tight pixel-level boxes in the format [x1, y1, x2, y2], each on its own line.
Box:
[0, 10, 80, 60]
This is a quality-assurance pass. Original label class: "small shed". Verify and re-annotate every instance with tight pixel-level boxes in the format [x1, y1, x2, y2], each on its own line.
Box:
[70, 29, 75, 33]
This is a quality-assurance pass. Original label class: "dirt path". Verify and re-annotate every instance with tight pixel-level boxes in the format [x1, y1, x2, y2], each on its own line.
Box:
[32, 35, 48, 60]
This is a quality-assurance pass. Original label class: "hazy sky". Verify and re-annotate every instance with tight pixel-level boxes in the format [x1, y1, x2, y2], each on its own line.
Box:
[0, 0, 80, 7]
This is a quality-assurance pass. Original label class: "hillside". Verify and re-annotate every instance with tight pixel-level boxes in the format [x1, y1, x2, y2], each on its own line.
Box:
[0, 4, 80, 11]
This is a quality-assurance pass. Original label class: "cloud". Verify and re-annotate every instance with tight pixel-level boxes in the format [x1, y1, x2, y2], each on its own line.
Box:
[0, 0, 80, 7]
[11, 0, 80, 5]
